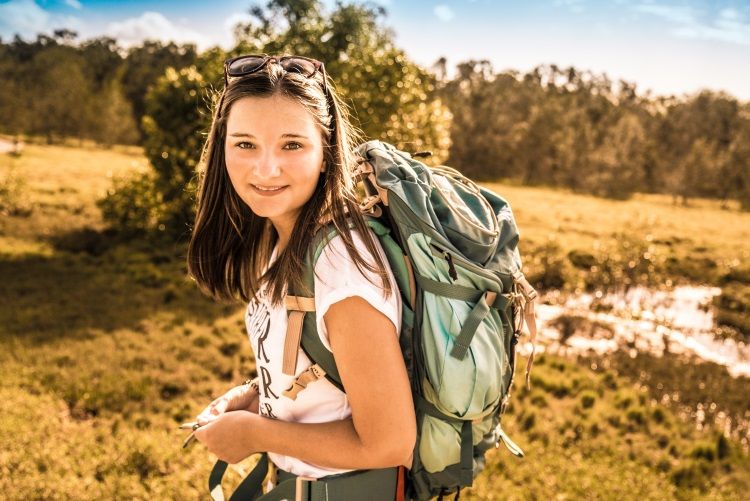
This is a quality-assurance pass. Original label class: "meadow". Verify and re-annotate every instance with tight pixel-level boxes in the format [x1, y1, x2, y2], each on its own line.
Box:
[1, 142, 748, 500]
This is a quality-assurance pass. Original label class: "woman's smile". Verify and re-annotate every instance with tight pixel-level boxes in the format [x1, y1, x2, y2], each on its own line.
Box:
[250, 184, 289, 196]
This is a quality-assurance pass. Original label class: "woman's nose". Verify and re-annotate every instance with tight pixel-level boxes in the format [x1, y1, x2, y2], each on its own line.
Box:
[253, 152, 281, 179]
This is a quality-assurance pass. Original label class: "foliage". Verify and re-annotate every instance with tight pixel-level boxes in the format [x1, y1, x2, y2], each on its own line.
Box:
[438, 63, 750, 205]
[232, 0, 452, 161]
[120, 40, 199, 138]
[0, 33, 197, 145]
[140, 66, 208, 240]
[96, 170, 164, 236]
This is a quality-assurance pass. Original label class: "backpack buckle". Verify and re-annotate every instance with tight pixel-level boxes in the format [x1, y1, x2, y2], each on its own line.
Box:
[511, 270, 538, 303]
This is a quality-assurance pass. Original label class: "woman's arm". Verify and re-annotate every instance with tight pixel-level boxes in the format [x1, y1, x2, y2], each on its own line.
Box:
[195, 296, 416, 469]
[258, 295, 415, 468]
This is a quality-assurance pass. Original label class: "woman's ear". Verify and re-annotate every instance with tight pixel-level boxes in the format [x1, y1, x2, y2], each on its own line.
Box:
[320, 161, 326, 173]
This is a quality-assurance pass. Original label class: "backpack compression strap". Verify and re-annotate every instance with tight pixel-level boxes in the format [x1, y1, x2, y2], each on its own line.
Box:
[511, 270, 539, 389]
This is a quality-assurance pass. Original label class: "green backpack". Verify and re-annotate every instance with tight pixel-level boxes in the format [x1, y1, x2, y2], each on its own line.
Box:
[209, 140, 538, 500]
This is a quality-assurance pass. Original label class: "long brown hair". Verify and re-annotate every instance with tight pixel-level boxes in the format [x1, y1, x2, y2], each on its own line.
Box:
[187, 58, 391, 306]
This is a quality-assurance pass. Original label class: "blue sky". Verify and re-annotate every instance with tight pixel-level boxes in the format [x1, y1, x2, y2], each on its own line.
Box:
[1, 0, 749, 100]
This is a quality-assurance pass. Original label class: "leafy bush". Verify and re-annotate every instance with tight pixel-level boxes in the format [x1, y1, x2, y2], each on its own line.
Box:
[96, 170, 164, 236]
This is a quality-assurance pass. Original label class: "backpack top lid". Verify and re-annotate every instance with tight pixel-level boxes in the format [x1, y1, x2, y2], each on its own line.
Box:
[355, 140, 522, 272]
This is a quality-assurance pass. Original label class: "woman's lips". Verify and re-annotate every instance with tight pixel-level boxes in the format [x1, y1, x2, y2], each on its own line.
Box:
[250, 184, 288, 196]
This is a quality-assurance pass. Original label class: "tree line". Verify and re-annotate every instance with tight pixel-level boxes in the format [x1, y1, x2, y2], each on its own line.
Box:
[1, 0, 748, 236]
[437, 59, 750, 207]
[0, 30, 198, 145]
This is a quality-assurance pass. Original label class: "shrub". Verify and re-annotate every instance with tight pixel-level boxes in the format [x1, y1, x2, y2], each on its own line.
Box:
[97, 170, 164, 235]
[520, 411, 536, 431]
[580, 390, 597, 409]
[651, 406, 666, 424]
[690, 442, 716, 462]
[626, 407, 647, 427]
[671, 462, 710, 491]
[50, 227, 114, 256]
[716, 433, 731, 460]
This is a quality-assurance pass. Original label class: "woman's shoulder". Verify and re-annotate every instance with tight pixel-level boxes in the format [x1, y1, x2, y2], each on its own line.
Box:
[315, 225, 384, 269]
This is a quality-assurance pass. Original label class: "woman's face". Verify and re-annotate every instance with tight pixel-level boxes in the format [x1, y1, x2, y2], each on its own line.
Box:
[224, 94, 325, 242]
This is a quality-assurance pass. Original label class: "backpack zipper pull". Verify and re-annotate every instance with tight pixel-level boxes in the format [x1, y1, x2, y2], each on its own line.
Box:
[444, 252, 458, 281]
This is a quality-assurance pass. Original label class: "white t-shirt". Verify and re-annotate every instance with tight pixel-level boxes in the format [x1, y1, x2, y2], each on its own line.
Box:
[244, 229, 402, 478]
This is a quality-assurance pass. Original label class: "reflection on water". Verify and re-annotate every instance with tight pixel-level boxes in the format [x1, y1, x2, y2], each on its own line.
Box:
[526, 285, 749, 378]
[519, 285, 750, 449]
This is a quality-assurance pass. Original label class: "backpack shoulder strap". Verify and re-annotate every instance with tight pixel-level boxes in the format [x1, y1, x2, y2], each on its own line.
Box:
[282, 223, 344, 396]
[286, 217, 410, 396]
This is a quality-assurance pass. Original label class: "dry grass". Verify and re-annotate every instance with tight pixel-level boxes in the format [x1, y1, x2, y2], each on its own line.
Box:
[1, 143, 748, 500]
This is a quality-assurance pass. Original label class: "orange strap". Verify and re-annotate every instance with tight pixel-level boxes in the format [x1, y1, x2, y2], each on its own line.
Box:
[396, 465, 406, 501]
[281, 296, 316, 376]
[282, 310, 305, 376]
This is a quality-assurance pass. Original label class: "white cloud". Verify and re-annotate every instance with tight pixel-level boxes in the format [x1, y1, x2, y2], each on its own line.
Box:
[224, 11, 254, 32]
[434, 5, 455, 22]
[633, 3, 695, 24]
[633, 2, 750, 46]
[0, 0, 83, 40]
[104, 11, 212, 50]
[719, 8, 740, 21]
[65, 0, 82, 10]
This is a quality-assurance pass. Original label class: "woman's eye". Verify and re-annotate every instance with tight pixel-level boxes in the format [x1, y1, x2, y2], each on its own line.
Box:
[236, 141, 255, 149]
[284, 142, 302, 150]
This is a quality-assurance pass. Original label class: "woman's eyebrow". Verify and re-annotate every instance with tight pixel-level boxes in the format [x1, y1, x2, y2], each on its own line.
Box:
[227, 132, 309, 139]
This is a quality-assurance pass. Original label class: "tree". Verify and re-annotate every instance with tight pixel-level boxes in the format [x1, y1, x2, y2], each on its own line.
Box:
[121, 41, 198, 138]
[232, 0, 451, 161]
[141, 66, 209, 239]
[668, 138, 716, 206]
[80, 37, 124, 91]
[26, 46, 92, 142]
[728, 118, 750, 210]
[587, 112, 646, 199]
[89, 81, 140, 146]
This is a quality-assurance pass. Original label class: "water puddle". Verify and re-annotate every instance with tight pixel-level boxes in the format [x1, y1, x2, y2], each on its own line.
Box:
[519, 285, 750, 448]
[525, 285, 750, 378]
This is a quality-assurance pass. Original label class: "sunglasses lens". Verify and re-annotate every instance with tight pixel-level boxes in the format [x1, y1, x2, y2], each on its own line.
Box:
[280, 57, 317, 76]
[227, 56, 267, 77]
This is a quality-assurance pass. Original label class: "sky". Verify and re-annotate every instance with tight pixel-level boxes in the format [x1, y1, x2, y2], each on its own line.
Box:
[1, 0, 749, 100]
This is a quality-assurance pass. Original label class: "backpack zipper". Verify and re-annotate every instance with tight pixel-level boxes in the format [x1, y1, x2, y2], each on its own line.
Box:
[443, 252, 458, 281]
[429, 243, 506, 288]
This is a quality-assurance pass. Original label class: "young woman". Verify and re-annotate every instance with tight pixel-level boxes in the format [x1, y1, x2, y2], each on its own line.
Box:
[186, 55, 415, 497]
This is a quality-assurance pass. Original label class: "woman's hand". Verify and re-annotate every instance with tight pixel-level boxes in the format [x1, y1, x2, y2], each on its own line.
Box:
[193, 410, 259, 464]
[196, 383, 259, 426]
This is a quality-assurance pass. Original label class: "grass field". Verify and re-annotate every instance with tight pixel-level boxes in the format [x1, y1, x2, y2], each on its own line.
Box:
[1, 142, 749, 500]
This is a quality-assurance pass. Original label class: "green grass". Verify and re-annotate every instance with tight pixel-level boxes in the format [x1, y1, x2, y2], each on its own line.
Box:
[1, 143, 749, 500]
[466, 355, 750, 500]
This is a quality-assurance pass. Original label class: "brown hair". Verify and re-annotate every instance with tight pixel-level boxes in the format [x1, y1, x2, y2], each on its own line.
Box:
[187, 58, 391, 306]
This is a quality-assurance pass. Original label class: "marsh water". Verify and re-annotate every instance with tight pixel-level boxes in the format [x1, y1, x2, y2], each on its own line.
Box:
[522, 285, 750, 447]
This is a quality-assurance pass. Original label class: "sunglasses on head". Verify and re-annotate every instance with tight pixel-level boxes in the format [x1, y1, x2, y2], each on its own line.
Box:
[223, 54, 327, 92]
